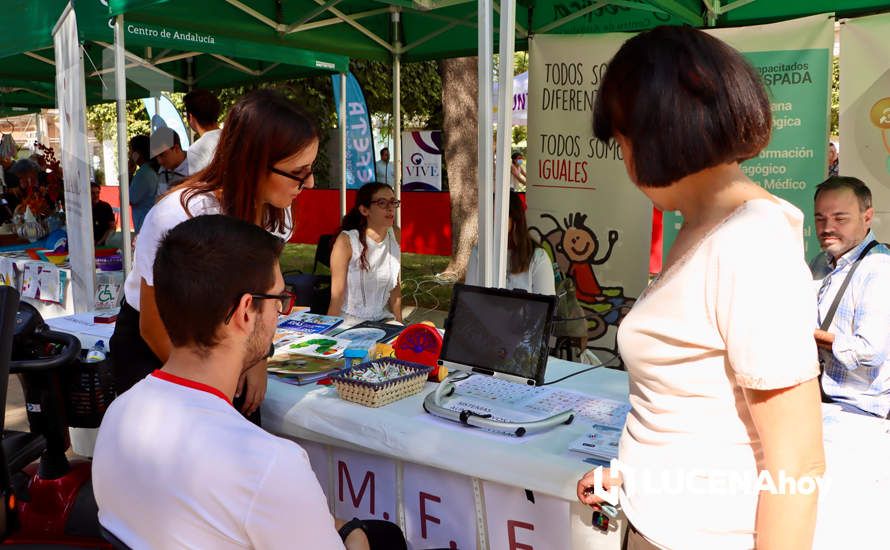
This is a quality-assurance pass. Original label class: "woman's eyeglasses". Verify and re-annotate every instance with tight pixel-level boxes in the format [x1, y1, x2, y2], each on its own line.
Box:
[224, 290, 296, 324]
[370, 199, 401, 209]
[269, 166, 312, 190]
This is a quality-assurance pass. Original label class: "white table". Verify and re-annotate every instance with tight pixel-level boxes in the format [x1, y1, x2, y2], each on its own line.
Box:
[262, 359, 629, 549]
[263, 359, 890, 550]
[41, 312, 890, 549]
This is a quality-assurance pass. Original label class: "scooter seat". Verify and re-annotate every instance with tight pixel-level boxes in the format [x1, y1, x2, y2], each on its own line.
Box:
[2, 430, 46, 473]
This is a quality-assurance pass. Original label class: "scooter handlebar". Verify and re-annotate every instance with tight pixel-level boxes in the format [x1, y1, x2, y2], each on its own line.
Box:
[11, 330, 82, 373]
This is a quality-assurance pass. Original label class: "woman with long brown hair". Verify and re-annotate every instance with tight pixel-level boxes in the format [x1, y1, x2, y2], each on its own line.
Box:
[328, 182, 402, 323]
[110, 89, 317, 417]
[465, 192, 555, 295]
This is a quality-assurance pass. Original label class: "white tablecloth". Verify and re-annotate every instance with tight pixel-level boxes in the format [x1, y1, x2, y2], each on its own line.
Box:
[39, 310, 890, 548]
[263, 358, 890, 549]
[263, 358, 628, 502]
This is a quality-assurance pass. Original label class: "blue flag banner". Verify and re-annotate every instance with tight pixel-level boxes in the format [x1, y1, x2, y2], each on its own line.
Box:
[332, 72, 376, 189]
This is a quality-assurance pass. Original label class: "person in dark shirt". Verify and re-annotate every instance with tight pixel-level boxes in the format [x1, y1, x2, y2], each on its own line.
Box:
[0, 179, 22, 224]
[1, 159, 37, 224]
[92, 182, 116, 245]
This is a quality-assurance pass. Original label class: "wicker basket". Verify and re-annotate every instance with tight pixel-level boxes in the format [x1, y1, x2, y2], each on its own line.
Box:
[330, 359, 431, 408]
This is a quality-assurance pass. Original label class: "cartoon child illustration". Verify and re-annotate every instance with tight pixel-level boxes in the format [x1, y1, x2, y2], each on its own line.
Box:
[556, 213, 618, 302]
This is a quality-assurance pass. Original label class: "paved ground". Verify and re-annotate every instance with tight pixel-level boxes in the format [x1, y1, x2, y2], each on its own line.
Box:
[5, 375, 27, 432]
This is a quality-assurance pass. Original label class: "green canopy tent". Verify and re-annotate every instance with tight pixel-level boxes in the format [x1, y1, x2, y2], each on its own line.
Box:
[0, 1, 347, 147]
[0, 0, 349, 310]
[107, 0, 535, 228]
[0, 1, 348, 96]
[104, 0, 890, 287]
[106, 0, 541, 285]
[525, 0, 890, 34]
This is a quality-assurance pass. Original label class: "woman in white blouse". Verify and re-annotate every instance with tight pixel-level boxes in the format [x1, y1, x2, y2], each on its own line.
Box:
[576, 26, 824, 550]
[465, 192, 555, 295]
[110, 90, 316, 418]
[328, 182, 402, 323]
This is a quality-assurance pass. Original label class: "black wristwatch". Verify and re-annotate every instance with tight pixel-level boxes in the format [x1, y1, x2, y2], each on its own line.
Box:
[338, 517, 366, 541]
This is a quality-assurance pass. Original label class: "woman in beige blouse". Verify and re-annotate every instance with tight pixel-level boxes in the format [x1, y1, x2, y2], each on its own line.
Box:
[576, 26, 825, 550]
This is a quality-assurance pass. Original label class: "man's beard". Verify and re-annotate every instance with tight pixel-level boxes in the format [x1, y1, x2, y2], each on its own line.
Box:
[243, 312, 272, 371]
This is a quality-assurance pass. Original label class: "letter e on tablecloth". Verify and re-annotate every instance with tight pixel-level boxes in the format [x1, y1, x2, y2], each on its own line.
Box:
[483, 480, 570, 550]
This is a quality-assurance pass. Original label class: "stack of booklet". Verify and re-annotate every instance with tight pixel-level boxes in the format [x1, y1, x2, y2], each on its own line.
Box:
[268, 313, 406, 386]
[568, 424, 622, 461]
[269, 313, 346, 385]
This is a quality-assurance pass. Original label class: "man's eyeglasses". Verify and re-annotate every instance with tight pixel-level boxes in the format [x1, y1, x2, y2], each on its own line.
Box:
[371, 199, 401, 209]
[224, 290, 296, 324]
[269, 166, 312, 190]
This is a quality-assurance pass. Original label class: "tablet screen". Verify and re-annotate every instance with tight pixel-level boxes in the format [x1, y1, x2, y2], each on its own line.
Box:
[441, 284, 556, 384]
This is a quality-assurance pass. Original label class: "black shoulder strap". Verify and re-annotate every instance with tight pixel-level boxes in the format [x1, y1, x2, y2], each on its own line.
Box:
[819, 240, 880, 331]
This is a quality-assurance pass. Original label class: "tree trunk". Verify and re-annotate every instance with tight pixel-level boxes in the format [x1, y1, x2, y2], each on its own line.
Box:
[441, 57, 479, 278]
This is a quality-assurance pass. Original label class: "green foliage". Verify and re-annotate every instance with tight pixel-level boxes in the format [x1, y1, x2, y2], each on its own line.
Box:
[830, 56, 839, 137]
[514, 52, 529, 75]
[350, 59, 443, 136]
[217, 77, 339, 185]
[512, 125, 527, 149]
[84, 61, 443, 187]
[86, 99, 151, 143]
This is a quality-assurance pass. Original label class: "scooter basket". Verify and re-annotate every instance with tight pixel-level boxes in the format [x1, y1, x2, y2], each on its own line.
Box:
[63, 353, 116, 429]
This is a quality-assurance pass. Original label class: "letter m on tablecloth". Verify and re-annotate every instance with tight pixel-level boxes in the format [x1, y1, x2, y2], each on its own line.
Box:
[338, 461, 375, 514]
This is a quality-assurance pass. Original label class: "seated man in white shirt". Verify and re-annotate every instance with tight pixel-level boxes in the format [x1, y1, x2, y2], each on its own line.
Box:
[92, 214, 396, 549]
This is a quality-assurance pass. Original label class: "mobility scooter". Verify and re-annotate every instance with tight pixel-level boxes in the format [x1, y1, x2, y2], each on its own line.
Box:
[0, 286, 111, 548]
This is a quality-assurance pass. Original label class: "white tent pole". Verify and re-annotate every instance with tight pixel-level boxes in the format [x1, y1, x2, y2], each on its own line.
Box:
[114, 15, 132, 274]
[392, 9, 402, 228]
[34, 112, 42, 146]
[493, 0, 515, 288]
[477, 0, 494, 287]
[339, 72, 347, 218]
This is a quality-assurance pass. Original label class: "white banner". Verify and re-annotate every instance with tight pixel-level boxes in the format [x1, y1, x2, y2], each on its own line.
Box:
[54, 4, 96, 313]
[331, 448, 398, 523]
[483, 481, 571, 550]
[840, 12, 890, 242]
[494, 71, 529, 126]
[401, 130, 443, 191]
[527, 34, 648, 351]
[402, 463, 477, 550]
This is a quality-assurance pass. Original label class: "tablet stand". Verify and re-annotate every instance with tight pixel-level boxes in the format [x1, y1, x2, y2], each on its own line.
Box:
[422, 371, 575, 437]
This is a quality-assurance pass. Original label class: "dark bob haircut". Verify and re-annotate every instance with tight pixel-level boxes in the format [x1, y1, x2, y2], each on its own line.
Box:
[154, 214, 284, 351]
[593, 25, 772, 187]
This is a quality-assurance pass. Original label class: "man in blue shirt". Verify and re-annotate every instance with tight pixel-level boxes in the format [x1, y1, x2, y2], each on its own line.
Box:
[811, 176, 890, 417]
[375, 147, 394, 186]
[128, 135, 158, 233]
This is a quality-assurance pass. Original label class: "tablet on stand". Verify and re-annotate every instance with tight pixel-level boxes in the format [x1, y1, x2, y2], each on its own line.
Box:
[423, 284, 574, 436]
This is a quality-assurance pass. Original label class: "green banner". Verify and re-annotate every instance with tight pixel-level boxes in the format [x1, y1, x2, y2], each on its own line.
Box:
[120, 21, 346, 72]
[662, 16, 833, 261]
